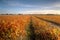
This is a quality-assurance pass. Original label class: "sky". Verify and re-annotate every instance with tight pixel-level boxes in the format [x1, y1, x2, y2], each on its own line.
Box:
[0, 0, 60, 14]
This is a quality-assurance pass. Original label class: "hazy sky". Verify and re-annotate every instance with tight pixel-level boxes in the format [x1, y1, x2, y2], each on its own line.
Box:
[0, 0, 60, 13]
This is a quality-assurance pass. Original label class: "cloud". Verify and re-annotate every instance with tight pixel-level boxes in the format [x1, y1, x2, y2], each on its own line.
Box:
[21, 10, 60, 14]
[0, 0, 60, 14]
[7, 3, 36, 7]
[49, 1, 60, 7]
[1, 0, 37, 8]
[1, 0, 60, 8]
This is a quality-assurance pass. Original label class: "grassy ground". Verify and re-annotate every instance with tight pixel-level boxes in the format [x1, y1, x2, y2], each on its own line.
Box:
[0, 15, 60, 40]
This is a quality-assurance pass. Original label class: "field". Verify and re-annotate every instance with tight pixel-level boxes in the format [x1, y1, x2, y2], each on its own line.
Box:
[0, 15, 31, 40]
[0, 15, 60, 40]
[36, 15, 60, 24]
[32, 15, 60, 40]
